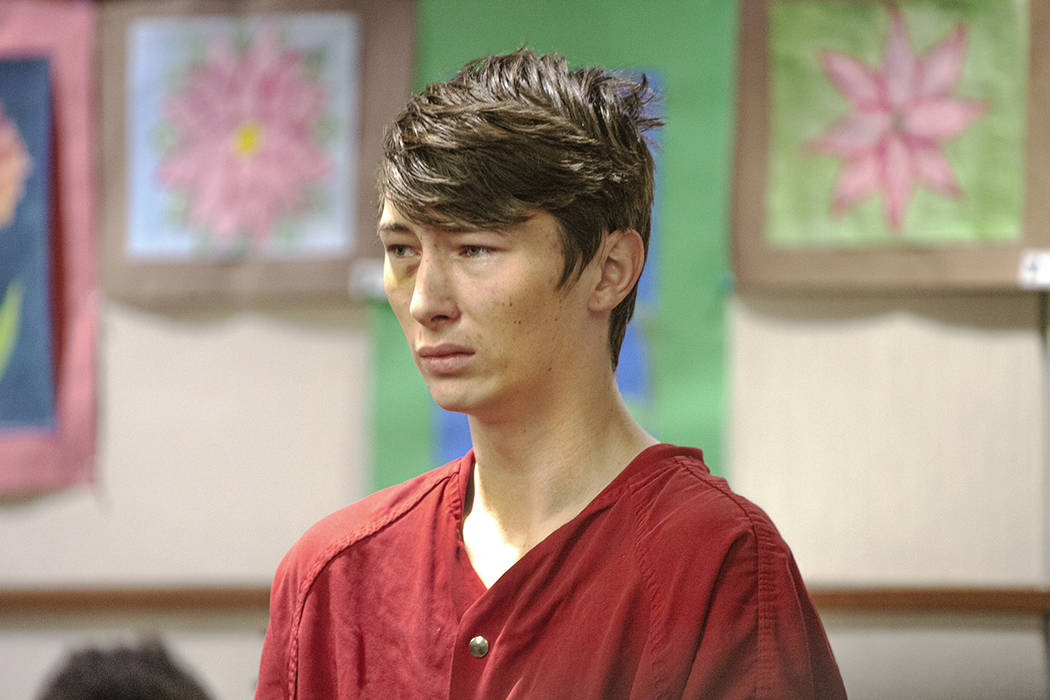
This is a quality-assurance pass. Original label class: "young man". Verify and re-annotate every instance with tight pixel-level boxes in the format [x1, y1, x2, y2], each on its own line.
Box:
[257, 49, 845, 699]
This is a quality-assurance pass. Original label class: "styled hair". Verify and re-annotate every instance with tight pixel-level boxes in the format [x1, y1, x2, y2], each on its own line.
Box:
[378, 48, 662, 368]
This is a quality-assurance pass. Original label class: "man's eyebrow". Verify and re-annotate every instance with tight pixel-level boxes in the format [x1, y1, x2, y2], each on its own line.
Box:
[377, 222, 508, 237]
[445, 228, 507, 237]
[377, 221, 413, 237]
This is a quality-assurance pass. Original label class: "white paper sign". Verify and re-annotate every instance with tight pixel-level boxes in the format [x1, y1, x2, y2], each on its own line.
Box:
[1018, 250, 1050, 290]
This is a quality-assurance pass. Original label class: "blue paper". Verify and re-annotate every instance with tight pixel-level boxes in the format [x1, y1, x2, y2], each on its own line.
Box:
[0, 58, 55, 430]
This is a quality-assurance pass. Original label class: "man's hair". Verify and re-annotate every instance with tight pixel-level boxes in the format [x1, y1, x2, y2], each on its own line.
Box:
[37, 640, 212, 700]
[378, 48, 662, 368]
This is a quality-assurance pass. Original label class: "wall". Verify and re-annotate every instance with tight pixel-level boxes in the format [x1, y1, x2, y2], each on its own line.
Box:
[1, 1, 1047, 698]
[0, 607, 268, 700]
[373, 0, 736, 489]
[0, 301, 371, 697]
[2, 301, 369, 585]
[730, 292, 1049, 698]
[730, 293, 1045, 586]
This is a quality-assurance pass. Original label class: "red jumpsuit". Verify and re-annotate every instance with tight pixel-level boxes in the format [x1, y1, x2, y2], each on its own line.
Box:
[257, 443, 845, 699]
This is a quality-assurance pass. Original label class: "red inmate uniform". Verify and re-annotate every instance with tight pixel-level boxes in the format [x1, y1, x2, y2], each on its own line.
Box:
[257, 443, 845, 699]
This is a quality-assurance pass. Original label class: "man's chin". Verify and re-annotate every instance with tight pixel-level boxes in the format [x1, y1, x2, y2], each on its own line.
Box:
[427, 390, 476, 415]
[425, 378, 504, 418]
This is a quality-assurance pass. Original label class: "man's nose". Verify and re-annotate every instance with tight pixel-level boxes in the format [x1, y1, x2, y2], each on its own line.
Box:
[409, 254, 459, 326]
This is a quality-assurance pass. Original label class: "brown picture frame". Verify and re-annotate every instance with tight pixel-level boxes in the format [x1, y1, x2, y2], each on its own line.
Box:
[731, 0, 1050, 292]
[98, 0, 413, 305]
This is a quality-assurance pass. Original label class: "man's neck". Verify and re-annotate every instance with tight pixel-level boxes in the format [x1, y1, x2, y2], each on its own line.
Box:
[462, 378, 657, 587]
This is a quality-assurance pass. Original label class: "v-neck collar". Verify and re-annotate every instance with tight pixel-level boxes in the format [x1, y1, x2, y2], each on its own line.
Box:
[446, 443, 700, 607]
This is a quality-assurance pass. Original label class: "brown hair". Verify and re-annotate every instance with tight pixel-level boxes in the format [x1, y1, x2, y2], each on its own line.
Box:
[378, 48, 662, 368]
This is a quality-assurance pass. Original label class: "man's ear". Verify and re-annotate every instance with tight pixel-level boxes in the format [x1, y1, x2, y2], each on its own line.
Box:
[589, 229, 645, 313]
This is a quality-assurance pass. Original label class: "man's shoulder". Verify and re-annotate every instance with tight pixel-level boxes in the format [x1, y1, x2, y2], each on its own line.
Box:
[624, 444, 784, 554]
[275, 456, 464, 585]
[620, 447, 843, 699]
[622, 445, 805, 627]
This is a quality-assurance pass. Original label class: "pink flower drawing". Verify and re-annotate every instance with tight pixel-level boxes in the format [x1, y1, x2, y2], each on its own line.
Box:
[157, 26, 331, 246]
[0, 104, 32, 230]
[808, 9, 985, 232]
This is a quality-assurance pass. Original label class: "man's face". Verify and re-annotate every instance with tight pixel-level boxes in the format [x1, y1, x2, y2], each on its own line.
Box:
[379, 201, 594, 420]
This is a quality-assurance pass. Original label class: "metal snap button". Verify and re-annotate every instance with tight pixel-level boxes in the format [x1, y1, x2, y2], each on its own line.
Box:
[468, 635, 490, 658]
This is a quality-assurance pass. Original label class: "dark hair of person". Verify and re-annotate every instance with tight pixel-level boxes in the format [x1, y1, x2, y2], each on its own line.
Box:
[378, 47, 663, 368]
[36, 640, 212, 700]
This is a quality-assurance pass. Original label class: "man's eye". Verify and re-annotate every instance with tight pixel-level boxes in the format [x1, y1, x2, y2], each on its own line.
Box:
[461, 245, 491, 258]
[386, 244, 414, 258]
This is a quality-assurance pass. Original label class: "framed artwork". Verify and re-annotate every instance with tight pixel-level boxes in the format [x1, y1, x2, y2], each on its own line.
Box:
[0, 59, 55, 431]
[0, 1, 97, 493]
[99, 0, 414, 304]
[732, 0, 1050, 290]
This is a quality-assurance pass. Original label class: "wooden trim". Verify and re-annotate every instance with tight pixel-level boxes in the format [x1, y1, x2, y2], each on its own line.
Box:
[810, 586, 1050, 613]
[0, 586, 270, 612]
[1, 585, 1048, 614]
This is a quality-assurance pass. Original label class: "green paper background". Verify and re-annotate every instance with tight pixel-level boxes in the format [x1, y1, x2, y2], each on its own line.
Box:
[768, 0, 1028, 248]
[371, 0, 736, 490]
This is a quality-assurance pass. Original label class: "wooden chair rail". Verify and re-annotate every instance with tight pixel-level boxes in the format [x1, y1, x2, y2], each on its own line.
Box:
[0, 585, 1048, 614]
[809, 586, 1050, 614]
[0, 586, 270, 612]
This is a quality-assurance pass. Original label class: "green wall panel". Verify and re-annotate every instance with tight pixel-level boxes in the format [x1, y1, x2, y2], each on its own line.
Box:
[372, 0, 737, 489]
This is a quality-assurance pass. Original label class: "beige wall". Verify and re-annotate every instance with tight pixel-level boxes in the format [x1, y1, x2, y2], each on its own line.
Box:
[0, 301, 373, 698]
[1, 301, 371, 587]
[728, 291, 1048, 698]
[823, 610, 1046, 700]
[0, 608, 268, 700]
[1, 291, 1047, 697]
[729, 293, 1046, 585]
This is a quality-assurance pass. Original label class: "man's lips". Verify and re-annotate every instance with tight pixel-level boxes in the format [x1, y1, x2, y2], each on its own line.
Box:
[418, 344, 473, 358]
[417, 345, 475, 374]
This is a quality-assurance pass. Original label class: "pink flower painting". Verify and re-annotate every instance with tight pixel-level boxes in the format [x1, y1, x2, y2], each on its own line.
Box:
[808, 9, 985, 232]
[156, 26, 331, 248]
[0, 104, 32, 230]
